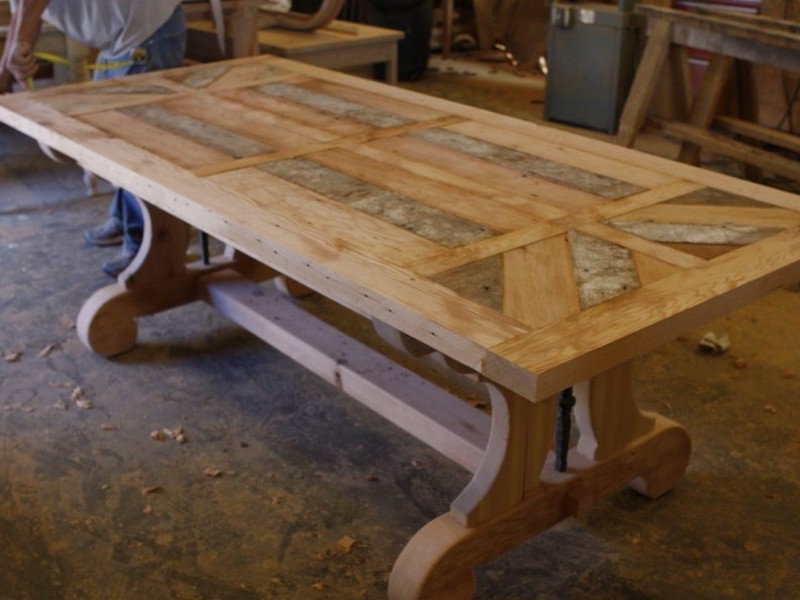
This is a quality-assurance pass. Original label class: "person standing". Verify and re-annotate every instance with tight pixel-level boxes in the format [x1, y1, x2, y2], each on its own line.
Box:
[0, 0, 186, 277]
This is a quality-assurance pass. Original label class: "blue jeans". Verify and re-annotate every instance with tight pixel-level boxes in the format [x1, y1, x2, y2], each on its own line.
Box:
[93, 8, 187, 254]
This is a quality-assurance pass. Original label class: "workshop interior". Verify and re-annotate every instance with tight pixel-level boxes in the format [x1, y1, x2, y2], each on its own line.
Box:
[1, 0, 799, 598]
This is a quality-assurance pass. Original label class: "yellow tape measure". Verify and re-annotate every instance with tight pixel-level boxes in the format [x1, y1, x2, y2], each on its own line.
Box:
[24, 51, 138, 89]
[35, 51, 135, 71]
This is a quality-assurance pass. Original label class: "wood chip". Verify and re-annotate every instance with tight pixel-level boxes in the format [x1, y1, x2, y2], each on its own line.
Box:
[3, 350, 22, 362]
[100, 423, 120, 431]
[204, 467, 223, 478]
[38, 343, 58, 358]
[75, 399, 93, 410]
[70, 386, 85, 401]
[763, 404, 778, 414]
[164, 427, 184, 439]
[311, 582, 326, 591]
[698, 332, 730, 355]
[141, 486, 164, 496]
[626, 533, 643, 545]
[335, 535, 357, 554]
[151, 427, 188, 443]
[732, 357, 748, 370]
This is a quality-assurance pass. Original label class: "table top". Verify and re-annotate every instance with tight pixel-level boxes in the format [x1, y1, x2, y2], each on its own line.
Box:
[2, 55, 799, 400]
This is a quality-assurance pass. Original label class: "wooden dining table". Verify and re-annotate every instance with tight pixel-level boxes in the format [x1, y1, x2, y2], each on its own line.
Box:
[1, 55, 799, 598]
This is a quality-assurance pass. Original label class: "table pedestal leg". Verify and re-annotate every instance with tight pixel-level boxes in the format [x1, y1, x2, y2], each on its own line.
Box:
[388, 362, 691, 599]
[76, 203, 268, 356]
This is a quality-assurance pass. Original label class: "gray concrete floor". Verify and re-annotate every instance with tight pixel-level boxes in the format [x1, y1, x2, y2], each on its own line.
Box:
[1, 56, 799, 599]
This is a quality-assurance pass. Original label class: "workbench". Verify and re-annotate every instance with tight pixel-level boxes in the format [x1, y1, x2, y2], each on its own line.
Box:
[182, 0, 267, 58]
[187, 19, 404, 84]
[1, 56, 799, 598]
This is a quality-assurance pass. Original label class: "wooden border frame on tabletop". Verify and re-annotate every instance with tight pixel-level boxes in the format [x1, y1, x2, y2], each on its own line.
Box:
[5, 55, 800, 598]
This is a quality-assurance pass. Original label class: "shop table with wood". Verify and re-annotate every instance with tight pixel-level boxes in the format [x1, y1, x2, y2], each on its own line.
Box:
[616, 4, 800, 181]
[187, 19, 404, 84]
[1, 56, 800, 598]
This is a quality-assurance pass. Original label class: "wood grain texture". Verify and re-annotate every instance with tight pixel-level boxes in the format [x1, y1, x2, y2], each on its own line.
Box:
[1, 55, 799, 403]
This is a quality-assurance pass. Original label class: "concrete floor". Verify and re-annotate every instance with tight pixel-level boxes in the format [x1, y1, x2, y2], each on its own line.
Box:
[1, 55, 799, 600]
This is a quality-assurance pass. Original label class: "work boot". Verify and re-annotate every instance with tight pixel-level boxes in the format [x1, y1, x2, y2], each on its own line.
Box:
[101, 247, 136, 278]
[84, 218, 124, 246]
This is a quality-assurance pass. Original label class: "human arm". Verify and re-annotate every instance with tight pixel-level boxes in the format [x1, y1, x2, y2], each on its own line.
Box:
[0, 0, 52, 92]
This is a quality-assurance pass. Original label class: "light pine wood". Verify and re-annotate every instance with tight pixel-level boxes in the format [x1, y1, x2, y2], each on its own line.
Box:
[617, 5, 800, 178]
[714, 115, 800, 154]
[677, 54, 733, 165]
[404, 222, 564, 277]
[631, 252, 682, 286]
[309, 148, 538, 233]
[201, 272, 490, 472]
[488, 227, 800, 399]
[388, 411, 691, 599]
[187, 19, 403, 83]
[450, 385, 557, 526]
[611, 203, 800, 229]
[3, 55, 799, 397]
[578, 222, 708, 270]
[368, 135, 602, 215]
[2, 55, 799, 599]
[616, 18, 674, 148]
[574, 362, 655, 462]
[502, 235, 581, 329]
[451, 119, 679, 189]
[83, 109, 231, 168]
[556, 180, 705, 230]
[660, 119, 800, 181]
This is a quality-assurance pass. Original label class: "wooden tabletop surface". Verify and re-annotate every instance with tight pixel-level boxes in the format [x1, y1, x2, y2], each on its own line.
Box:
[2, 56, 799, 400]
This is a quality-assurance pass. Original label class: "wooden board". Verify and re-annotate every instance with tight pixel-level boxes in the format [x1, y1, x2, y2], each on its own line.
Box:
[2, 55, 800, 401]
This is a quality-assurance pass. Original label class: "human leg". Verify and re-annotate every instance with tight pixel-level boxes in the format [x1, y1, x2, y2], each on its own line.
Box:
[84, 191, 124, 246]
[100, 190, 143, 277]
[91, 8, 187, 275]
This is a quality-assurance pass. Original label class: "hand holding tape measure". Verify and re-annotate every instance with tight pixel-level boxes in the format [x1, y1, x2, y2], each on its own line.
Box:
[22, 49, 142, 90]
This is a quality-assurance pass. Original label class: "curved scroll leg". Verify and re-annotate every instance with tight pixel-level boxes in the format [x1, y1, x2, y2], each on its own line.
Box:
[573, 361, 691, 499]
[390, 385, 558, 599]
[628, 424, 692, 499]
[77, 203, 285, 357]
[77, 202, 192, 356]
[389, 363, 692, 599]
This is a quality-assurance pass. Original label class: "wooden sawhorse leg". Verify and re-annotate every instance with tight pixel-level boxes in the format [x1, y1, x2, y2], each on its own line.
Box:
[616, 18, 674, 148]
[388, 361, 691, 599]
[677, 53, 734, 165]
